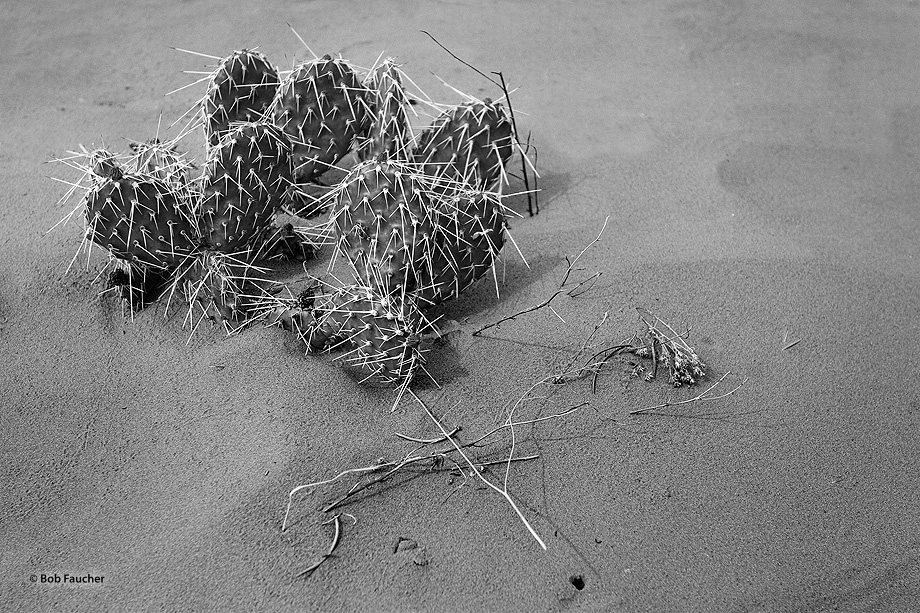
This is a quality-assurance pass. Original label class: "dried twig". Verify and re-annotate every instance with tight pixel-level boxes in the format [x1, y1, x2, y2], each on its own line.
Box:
[782, 331, 802, 351]
[473, 217, 609, 336]
[325, 514, 342, 555]
[295, 514, 343, 579]
[630, 371, 747, 414]
[493, 71, 538, 216]
[394, 426, 461, 445]
[420, 31, 539, 215]
[295, 556, 328, 579]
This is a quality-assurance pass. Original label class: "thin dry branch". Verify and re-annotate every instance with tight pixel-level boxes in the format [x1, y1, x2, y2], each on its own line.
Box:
[630, 371, 747, 414]
[419, 31, 538, 215]
[473, 217, 609, 336]
[394, 426, 461, 444]
[295, 514, 343, 579]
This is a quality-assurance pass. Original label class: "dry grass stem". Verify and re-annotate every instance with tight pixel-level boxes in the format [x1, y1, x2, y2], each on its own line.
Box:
[394, 426, 461, 444]
[630, 371, 747, 414]
[295, 514, 342, 579]
[473, 216, 609, 336]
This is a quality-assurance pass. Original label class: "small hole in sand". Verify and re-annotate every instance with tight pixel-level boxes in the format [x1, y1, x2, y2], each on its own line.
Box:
[569, 575, 585, 591]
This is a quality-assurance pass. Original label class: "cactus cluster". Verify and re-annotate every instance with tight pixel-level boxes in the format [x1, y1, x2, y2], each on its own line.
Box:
[55, 43, 533, 388]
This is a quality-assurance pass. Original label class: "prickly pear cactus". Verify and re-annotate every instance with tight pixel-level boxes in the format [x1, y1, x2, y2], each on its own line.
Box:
[203, 49, 280, 146]
[271, 55, 373, 184]
[308, 284, 427, 383]
[83, 150, 199, 270]
[413, 99, 514, 190]
[331, 159, 439, 296]
[198, 122, 293, 253]
[358, 58, 413, 161]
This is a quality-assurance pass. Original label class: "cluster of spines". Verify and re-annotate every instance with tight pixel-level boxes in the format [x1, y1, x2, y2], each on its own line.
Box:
[180, 251, 283, 334]
[128, 139, 196, 189]
[265, 280, 428, 384]
[358, 58, 414, 162]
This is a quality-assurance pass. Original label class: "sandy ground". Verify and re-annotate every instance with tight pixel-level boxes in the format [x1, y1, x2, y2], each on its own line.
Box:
[3, 0, 920, 611]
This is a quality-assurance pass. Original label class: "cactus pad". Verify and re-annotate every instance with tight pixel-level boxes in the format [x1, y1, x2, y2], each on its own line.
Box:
[198, 122, 293, 252]
[271, 55, 372, 183]
[203, 49, 279, 146]
[413, 99, 514, 190]
[415, 188, 507, 307]
[84, 151, 199, 269]
[308, 284, 426, 383]
[358, 58, 413, 161]
[332, 160, 439, 296]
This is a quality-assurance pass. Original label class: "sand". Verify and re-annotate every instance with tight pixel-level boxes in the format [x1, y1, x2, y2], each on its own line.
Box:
[2, 0, 919, 611]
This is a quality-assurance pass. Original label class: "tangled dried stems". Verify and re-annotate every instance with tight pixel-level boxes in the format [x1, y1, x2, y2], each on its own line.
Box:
[281, 354, 597, 553]
[628, 308, 705, 387]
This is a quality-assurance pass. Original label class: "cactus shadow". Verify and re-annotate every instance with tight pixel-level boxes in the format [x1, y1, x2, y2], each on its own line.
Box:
[503, 168, 573, 217]
[427, 251, 560, 325]
[416, 338, 469, 387]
